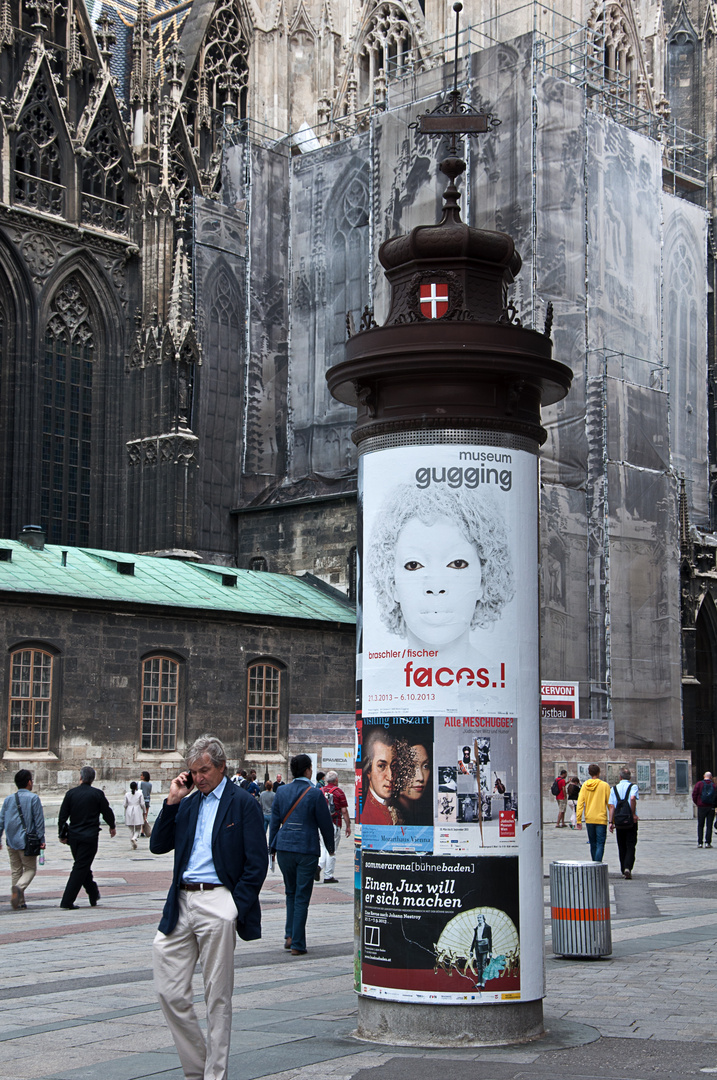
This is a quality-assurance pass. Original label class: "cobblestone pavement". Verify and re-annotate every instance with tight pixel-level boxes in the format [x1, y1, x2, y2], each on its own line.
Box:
[1, 809, 716, 1080]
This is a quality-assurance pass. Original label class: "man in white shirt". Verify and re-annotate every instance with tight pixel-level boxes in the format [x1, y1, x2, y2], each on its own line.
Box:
[150, 735, 267, 1080]
[608, 767, 639, 879]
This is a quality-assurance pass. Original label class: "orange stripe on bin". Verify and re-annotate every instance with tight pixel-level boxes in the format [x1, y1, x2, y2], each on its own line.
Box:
[551, 906, 610, 921]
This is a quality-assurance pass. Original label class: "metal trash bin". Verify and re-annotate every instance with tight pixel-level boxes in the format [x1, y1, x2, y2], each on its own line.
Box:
[549, 860, 611, 957]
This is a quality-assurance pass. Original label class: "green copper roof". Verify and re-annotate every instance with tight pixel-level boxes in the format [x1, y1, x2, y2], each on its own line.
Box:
[0, 541, 355, 624]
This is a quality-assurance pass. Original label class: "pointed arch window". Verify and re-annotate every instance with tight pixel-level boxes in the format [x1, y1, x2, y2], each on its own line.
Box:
[203, 268, 241, 524]
[588, 4, 636, 99]
[14, 82, 64, 215]
[183, 0, 249, 179]
[358, 2, 416, 106]
[81, 106, 128, 234]
[41, 278, 95, 545]
[331, 171, 369, 364]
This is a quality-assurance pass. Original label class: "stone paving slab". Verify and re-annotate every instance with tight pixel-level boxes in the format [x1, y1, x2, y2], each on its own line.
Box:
[1, 819, 716, 1079]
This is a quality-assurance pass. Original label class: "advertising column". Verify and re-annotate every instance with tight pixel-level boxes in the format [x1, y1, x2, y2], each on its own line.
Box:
[356, 434, 544, 1021]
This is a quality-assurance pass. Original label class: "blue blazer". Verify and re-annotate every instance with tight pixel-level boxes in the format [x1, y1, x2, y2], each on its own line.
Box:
[268, 778, 335, 856]
[150, 781, 267, 939]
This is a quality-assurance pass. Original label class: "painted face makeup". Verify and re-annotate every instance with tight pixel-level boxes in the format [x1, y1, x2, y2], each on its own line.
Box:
[393, 518, 484, 647]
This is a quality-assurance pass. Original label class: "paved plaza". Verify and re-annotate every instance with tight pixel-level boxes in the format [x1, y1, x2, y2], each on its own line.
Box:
[1, 807, 716, 1080]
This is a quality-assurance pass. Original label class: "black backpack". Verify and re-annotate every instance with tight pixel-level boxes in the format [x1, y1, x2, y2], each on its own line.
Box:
[550, 778, 561, 796]
[702, 780, 717, 807]
[612, 784, 635, 828]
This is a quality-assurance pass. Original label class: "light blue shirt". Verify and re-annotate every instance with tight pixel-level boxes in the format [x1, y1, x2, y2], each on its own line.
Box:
[609, 779, 639, 806]
[182, 777, 227, 883]
[0, 789, 45, 850]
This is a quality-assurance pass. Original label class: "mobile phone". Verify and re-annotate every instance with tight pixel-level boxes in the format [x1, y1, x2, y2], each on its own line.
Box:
[183, 772, 194, 790]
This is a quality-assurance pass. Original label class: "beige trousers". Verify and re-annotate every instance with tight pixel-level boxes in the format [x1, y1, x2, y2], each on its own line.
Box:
[7, 847, 36, 892]
[153, 886, 238, 1080]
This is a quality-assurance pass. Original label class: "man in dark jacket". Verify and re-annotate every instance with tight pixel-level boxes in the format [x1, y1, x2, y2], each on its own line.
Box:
[692, 771, 717, 848]
[58, 766, 116, 909]
[269, 754, 334, 955]
[150, 734, 266, 1080]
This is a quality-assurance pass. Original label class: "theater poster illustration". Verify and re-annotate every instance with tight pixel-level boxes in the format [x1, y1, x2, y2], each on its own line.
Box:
[433, 715, 518, 853]
[360, 443, 538, 718]
[357, 714, 519, 855]
[361, 852, 521, 1003]
[359, 717, 434, 854]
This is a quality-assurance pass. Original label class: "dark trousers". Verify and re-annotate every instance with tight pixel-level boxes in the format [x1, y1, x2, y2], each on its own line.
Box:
[61, 834, 99, 907]
[616, 822, 638, 872]
[697, 807, 715, 845]
[586, 823, 607, 862]
[277, 850, 318, 953]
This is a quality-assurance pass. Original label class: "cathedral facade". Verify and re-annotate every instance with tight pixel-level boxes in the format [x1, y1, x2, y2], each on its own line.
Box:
[1, 0, 717, 779]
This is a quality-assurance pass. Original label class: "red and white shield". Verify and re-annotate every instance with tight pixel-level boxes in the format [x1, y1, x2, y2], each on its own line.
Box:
[419, 283, 449, 319]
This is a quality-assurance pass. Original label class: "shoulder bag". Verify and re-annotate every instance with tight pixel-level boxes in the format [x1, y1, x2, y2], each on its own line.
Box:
[15, 793, 42, 856]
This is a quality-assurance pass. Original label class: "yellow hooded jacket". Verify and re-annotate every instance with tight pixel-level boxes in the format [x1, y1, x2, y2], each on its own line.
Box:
[575, 777, 611, 825]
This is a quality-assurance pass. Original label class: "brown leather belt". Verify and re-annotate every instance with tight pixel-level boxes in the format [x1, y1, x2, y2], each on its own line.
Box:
[180, 882, 221, 891]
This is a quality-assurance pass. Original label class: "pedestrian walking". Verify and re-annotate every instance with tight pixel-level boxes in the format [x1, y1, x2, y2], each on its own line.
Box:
[552, 769, 568, 827]
[566, 776, 580, 828]
[150, 735, 267, 1080]
[608, 767, 639, 878]
[57, 766, 116, 909]
[575, 763, 611, 861]
[139, 771, 152, 813]
[124, 782, 146, 848]
[0, 769, 45, 910]
[269, 754, 334, 955]
[259, 780, 275, 834]
[318, 770, 351, 883]
[692, 771, 717, 848]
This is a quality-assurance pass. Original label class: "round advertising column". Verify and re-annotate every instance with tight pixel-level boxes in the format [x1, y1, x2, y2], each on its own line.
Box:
[327, 164, 572, 1046]
[353, 428, 544, 1045]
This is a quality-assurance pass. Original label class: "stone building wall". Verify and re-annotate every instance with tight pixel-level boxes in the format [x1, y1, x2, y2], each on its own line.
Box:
[0, 598, 355, 795]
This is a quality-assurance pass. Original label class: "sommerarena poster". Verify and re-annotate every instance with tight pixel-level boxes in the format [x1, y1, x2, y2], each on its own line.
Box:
[361, 852, 520, 1003]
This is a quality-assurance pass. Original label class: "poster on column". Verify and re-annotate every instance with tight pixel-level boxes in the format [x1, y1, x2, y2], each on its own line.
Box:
[434, 714, 518, 853]
[357, 714, 518, 854]
[361, 443, 536, 718]
[359, 717, 434, 853]
[361, 852, 520, 1003]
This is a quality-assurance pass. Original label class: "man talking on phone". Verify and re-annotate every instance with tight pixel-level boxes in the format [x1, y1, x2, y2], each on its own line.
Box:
[150, 735, 267, 1080]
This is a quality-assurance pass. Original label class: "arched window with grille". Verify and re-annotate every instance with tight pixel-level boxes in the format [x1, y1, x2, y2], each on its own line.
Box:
[42, 277, 95, 546]
[14, 81, 64, 216]
[247, 660, 282, 753]
[330, 168, 369, 367]
[8, 646, 54, 750]
[140, 655, 180, 751]
[201, 265, 241, 548]
[81, 106, 128, 234]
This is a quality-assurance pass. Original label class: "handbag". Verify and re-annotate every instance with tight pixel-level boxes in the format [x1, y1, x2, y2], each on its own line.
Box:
[141, 820, 152, 838]
[15, 793, 42, 857]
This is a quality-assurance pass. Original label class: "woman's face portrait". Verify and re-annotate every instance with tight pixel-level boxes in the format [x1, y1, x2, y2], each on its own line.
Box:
[401, 744, 430, 802]
[393, 518, 484, 647]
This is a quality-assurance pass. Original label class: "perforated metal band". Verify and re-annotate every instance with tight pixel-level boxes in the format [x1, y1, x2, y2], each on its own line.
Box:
[357, 429, 539, 456]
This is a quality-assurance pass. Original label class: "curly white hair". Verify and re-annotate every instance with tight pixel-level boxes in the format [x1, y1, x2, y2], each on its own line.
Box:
[367, 483, 514, 636]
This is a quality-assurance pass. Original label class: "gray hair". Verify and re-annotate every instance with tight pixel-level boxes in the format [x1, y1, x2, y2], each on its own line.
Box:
[186, 735, 227, 769]
[619, 767, 631, 780]
[80, 766, 96, 784]
[325, 770, 339, 784]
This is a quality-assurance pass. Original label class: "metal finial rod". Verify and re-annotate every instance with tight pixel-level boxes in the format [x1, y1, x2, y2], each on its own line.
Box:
[452, 2, 462, 103]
